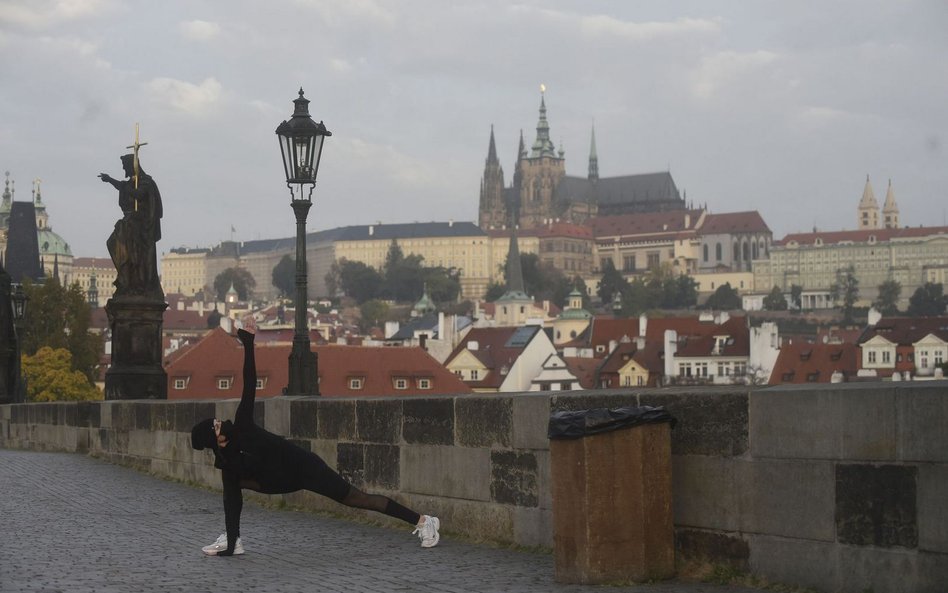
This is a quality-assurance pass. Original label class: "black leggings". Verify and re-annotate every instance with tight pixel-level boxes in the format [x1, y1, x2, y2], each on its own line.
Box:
[240, 330, 420, 526]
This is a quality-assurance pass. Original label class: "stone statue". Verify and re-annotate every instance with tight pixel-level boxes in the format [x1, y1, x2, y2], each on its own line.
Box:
[99, 153, 163, 298]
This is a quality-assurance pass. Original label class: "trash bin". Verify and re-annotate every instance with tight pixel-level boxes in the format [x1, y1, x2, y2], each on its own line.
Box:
[548, 405, 677, 584]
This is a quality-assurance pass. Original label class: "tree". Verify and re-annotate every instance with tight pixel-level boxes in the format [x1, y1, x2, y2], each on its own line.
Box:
[907, 282, 948, 317]
[829, 265, 859, 324]
[423, 267, 461, 304]
[705, 283, 742, 310]
[874, 279, 902, 316]
[23, 347, 101, 402]
[324, 261, 341, 297]
[597, 259, 628, 304]
[763, 285, 788, 311]
[484, 282, 506, 302]
[336, 259, 383, 303]
[22, 279, 102, 383]
[271, 254, 295, 298]
[790, 284, 803, 310]
[381, 241, 426, 302]
[213, 267, 256, 301]
[359, 299, 390, 332]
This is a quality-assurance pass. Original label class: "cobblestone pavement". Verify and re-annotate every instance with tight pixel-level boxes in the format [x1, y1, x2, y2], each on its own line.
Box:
[1, 449, 761, 593]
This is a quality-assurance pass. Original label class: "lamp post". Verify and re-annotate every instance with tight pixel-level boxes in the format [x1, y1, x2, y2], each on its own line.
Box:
[276, 88, 331, 395]
[11, 283, 27, 402]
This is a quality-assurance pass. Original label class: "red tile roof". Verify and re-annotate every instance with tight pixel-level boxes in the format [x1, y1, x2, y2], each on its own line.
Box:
[596, 340, 665, 387]
[561, 356, 600, 389]
[165, 327, 471, 399]
[585, 315, 746, 357]
[769, 341, 859, 385]
[777, 226, 948, 247]
[858, 316, 948, 346]
[700, 211, 770, 234]
[591, 209, 703, 239]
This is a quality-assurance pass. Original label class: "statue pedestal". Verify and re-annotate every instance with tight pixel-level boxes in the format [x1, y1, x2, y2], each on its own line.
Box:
[105, 296, 168, 400]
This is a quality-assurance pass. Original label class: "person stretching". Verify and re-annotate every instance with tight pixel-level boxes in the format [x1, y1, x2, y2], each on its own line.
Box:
[190, 316, 440, 556]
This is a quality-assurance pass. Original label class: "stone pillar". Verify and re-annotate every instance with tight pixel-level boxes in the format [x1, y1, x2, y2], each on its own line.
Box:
[105, 296, 168, 400]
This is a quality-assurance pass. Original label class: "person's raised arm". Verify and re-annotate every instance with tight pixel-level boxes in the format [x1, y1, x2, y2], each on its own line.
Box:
[234, 315, 257, 428]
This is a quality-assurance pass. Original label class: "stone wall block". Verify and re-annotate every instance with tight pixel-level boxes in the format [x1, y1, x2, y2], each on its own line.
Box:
[289, 398, 319, 438]
[752, 385, 897, 460]
[317, 399, 356, 441]
[747, 535, 839, 592]
[896, 385, 948, 462]
[642, 390, 747, 456]
[401, 445, 490, 500]
[356, 399, 401, 443]
[743, 459, 835, 541]
[512, 394, 552, 450]
[456, 397, 512, 448]
[365, 444, 400, 490]
[63, 403, 78, 427]
[550, 391, 638, 413]
[675, 529, 749, 568]
[76, 402, 100, 428]
[918, 464, 948, 553]
[403, 398, 453, 445]
[672, 455, 744, 532]
[337, 443, 365, 488]
[491, 450, 538, 507]
[513, 506, 553, 548]
[264, 396, 292, 436]
[836, 463, 918, 548]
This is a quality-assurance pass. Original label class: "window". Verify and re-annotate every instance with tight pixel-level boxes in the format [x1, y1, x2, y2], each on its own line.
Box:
[349, 378, 363, 390]
[881, 351, 891, 364]
[562, 382, 572, 390]
[217, 378, 232, 390]
[637, 376, 644, 386]
[470, 370, 479, 380]
[623, 255, 636, 272]
[255, 378, 266, 390]
[647, 252, 660, 269]
[703, 245, 709, 262]
[173, 378, 187, 390]
[936, 352, 945, 366]
[695, 362, 709, 377]
[418, 378, 431, 389]
[868, 351, 877, 364]
[394, 378, 408, 390]
[623, 375, 632, 387]
[596, 345, 606, 353]
[715, 243, 722, 261]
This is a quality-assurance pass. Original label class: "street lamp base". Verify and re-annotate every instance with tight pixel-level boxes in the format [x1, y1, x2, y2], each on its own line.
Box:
[287, 342, 319, 396]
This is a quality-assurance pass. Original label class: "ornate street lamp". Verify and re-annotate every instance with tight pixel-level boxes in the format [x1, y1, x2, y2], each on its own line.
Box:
[276, 88, 331, 395]
[11, 283, 27, 402]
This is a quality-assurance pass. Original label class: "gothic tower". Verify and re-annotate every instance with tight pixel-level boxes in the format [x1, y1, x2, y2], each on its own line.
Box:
[517, 92, 566, 228]
[478, 126, 507, 229]
[882, 179, 900, 229]
[857, 175, 880, 230]
[588, 123, 599, 182]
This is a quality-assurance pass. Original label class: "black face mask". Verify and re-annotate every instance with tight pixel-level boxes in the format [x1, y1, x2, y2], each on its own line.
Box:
[191, 418, 217, 451]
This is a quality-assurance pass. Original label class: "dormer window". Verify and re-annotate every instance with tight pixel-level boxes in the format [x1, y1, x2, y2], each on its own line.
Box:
[349, 377, 364, 390]
[217, 377, 233, 390]
[417, 378, 431, 390]
[172, 377, 189, 390]
[393, 378, 408, 390]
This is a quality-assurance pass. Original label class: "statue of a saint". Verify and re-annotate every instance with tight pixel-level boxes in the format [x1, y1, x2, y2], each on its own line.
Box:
[99, 154, 164, 298]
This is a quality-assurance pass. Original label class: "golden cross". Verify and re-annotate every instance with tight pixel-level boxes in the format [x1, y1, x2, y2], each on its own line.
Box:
[126, 123, 148, 190]
[126, 123, 148, 211]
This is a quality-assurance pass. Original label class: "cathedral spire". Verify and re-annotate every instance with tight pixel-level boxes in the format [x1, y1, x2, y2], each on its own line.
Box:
[588, 123, 599, 182]
[2, 171, 10, 205]
[530, 88, 557, 158]
[517, 129, 525, 161]
[487, 125, 498, 165]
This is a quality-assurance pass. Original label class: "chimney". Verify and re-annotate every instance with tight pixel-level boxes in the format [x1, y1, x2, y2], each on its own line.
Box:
[639, 313, 647, 338]
[438, 311, 445, 340]
[684, 213, 691, 228]
[448, 219, 454, 227]
[867, 307, 882, 326]
[636, 336, 645, 350]
[663, 330, 678, 378]
[368, 225, 374, 236]
[419, 333, 428, 351]
[469, 340, 479, 351]
[608, 339, 618, 354]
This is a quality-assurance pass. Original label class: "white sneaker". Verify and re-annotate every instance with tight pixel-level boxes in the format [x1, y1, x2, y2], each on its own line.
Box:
[202, 533, 245, 555]
[413, 515, 440, 548]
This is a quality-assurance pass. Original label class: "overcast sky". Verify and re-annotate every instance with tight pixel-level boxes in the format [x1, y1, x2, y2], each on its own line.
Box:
[1, 0, 946, 259]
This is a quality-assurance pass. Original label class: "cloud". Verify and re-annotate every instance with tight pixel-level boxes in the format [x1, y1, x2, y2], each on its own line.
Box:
[0, 0, 114, 28]
[343, 138, 437, 187]
[144, 77, 222, 114]
[580, 15, 722, 41]
[690, 50, 778, 101]
[178, 19, 221, 42]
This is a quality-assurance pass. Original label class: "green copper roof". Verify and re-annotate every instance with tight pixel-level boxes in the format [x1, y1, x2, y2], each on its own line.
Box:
[38, 228, 72, 256]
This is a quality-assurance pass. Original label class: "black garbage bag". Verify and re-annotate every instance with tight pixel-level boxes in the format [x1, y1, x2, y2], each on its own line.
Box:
[548, 405, 677, 440]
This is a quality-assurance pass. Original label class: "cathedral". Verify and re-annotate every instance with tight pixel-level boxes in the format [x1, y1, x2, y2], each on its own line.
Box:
[478, 93, 686, 229]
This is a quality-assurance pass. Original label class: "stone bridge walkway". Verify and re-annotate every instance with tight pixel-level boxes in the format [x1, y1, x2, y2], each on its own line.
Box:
[0, 449, 760, 593]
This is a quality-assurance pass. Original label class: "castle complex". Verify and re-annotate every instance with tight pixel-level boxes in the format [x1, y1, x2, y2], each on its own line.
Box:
[478, 93, 686, 230]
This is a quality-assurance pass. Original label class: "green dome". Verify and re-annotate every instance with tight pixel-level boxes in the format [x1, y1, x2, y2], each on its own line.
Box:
[38, 228, 72, 257]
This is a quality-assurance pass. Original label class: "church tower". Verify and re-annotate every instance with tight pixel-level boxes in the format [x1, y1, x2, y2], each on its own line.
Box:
[882, 179, 900, 229]
[857, 175, 880, 230]
[478, 126, 506, 229]
[517, 91, 566, 228]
